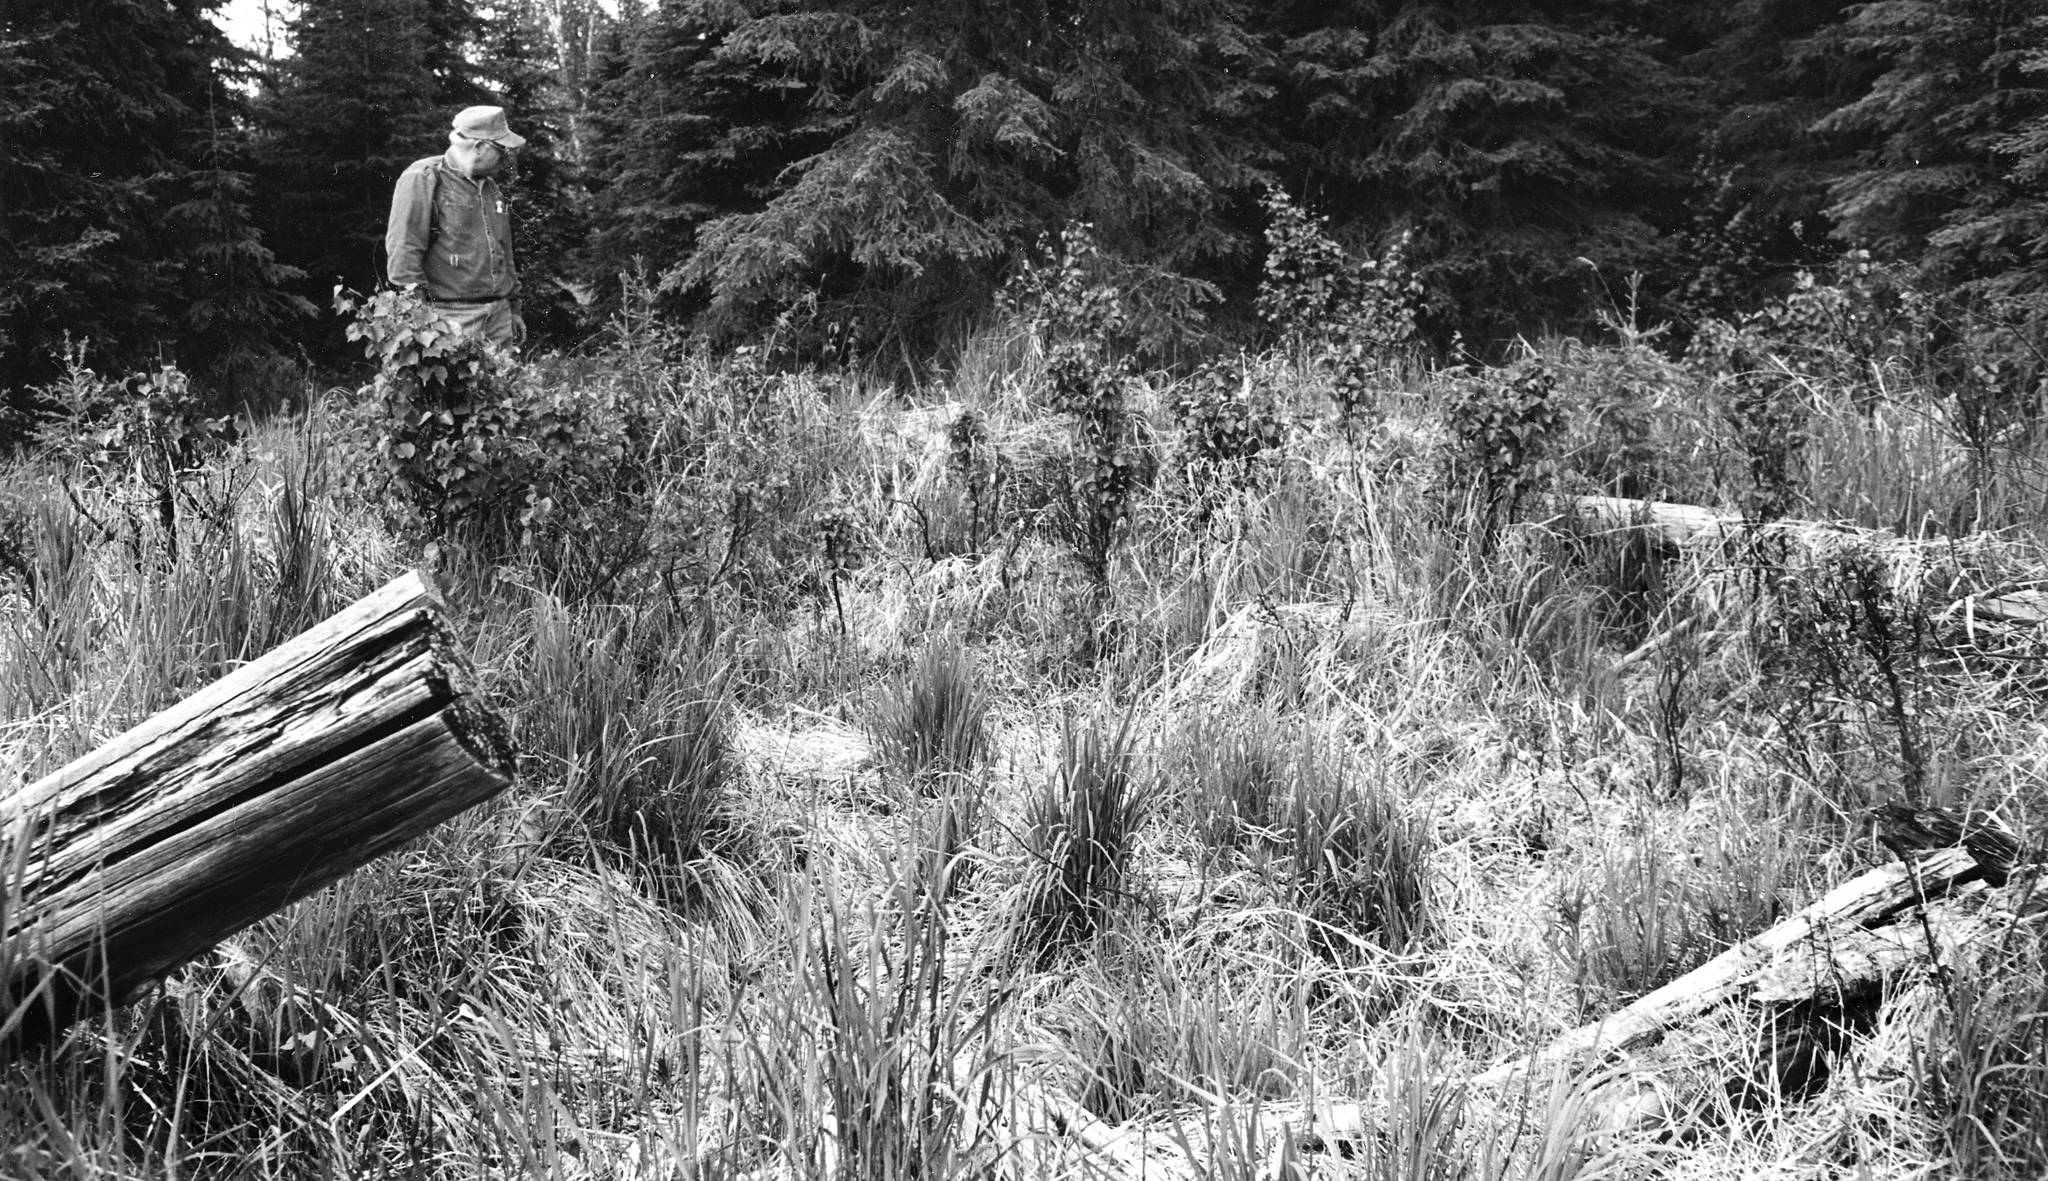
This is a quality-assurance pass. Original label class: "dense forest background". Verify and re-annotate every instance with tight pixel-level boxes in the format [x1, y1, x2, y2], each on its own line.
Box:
[5, 0, 2048, 412]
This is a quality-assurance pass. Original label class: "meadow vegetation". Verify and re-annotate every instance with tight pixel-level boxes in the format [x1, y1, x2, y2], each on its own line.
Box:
[2, 223, 2046, 1178]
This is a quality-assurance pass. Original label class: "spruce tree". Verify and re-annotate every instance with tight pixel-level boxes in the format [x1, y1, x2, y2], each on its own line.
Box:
[1812, 0, 2048, 297]
[168, 98, 319, 398]
[1666, 0, 1874, 317]
[478, 0, 592, 340]
[1988, 40, 2048, 311]
[1258, 0, 1701, 345]
[583, 0, 842, 325]
[591, 0, 1270, 357]
[1, 0, 298, 405]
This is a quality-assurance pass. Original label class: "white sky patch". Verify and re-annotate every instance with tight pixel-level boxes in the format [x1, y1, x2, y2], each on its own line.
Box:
[214, 0, 618, 57]
[215, 0, 296, 54]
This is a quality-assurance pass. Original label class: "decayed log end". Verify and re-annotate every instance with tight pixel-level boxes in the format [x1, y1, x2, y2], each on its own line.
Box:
[1869, 801, 2023, 886]
[428, 627, 517, 782]
[0, 570, 515, 1049]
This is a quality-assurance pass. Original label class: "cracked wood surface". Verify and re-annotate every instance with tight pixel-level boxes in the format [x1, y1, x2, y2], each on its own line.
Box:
[2, 571, 513, 1042]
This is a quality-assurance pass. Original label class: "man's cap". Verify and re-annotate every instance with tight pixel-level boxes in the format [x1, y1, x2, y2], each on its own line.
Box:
[452, 106, 526, 150]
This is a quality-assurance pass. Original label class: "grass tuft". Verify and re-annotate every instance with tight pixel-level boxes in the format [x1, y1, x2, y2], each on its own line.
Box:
[869, 634, 991, 794]
[1005, 710, 1148, 965]
[1282, 748, 1431, 958]
[1915, 923, 2048, 1178]
[518, 598, 749, 910]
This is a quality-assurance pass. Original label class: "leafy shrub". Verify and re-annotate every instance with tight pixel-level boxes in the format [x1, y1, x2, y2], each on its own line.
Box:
[1257, 188, 1423, 357]
[1007, 225, 1155, 585]
[1443, 356, 1564, 544]
[813, 497, 867, 630]
[634, 351, 880, 612]
[1547, 288, 1715, 502]
[1171, 357, 1287, 496]
[1924, 301, 2048, 525]
[1693, 251, 1934, 407]
[1257, 187, 1423, 429]
[335, 286, 652, 556]
[31, 344, 242, 566]
[1257, 187, 1359, 345]
[1751, 541, 1935, 802]
[1683, 325, 1812, 519]
[942, 407, 1009, 555]
[1730, 360, 1812, 521]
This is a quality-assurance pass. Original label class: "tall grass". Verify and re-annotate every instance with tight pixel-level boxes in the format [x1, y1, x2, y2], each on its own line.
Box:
[515, 596, 750, 914]
[1283, 748, 1432, 959]
[1004, 710, 1148, 965]
[3, 314, 2046, 1181]
[868, 634, 991, 794]
[1915, 923, 2048, 1178]
[0, 494, 100, 725]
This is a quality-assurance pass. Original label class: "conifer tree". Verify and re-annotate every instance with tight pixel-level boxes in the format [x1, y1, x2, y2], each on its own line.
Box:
[1987, 40, 2048, 312]
[478, 0, 593, 340]
[1259, 0, 1700, 345]
[169, 102, 319, 396]
[1812, 0, 2048, 298]
[592, 0, 1270, 356]
[1, 0, 297, 404]
[1665, 0, 1872, 316]
[583, 0, 856, 327]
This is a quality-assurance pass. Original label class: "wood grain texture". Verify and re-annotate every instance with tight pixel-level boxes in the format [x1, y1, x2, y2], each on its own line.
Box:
[2, 570, 514, 1043]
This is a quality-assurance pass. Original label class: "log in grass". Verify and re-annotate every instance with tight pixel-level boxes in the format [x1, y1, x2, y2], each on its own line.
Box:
[1, 571, 514, 1044]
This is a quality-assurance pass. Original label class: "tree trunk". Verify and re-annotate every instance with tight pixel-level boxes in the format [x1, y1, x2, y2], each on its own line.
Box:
[2, 570, 514, 1045]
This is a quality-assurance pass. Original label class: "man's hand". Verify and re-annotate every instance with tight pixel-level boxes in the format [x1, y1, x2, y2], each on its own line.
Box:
[512, 313, 528, 347]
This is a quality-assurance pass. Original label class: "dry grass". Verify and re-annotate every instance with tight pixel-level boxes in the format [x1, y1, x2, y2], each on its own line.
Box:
[2, 334, 2046, 1180]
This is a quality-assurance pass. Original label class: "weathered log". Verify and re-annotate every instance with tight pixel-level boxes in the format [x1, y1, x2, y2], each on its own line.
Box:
[1, 570, 514, 1044]
[1569, 494, 2048, 629]
[1571, 494, 1758, 546]
[1473, 847, 1981, 1089]
[1014, 850, 2003, 1179]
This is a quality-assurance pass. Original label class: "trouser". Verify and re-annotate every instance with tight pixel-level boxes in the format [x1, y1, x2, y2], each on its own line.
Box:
[431, 298, 520, 348]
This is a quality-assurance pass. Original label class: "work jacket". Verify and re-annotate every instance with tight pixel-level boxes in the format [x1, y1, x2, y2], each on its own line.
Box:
[385, 154, 518, 303]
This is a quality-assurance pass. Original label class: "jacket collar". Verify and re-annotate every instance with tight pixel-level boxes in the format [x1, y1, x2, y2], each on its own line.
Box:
[437, 150, 499, 189]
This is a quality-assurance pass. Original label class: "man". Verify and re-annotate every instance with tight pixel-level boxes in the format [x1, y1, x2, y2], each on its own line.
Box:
[385, 105, 526, 348]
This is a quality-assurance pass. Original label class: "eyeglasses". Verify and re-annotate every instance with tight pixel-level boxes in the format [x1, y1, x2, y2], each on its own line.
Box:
[463, 135, 507, 153]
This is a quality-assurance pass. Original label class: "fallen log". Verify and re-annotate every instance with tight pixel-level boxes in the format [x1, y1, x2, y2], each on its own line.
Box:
[1568, 494, 2048, 630]
[1, 570, 514, 1044]
[1021, 848, 2022, 1177]
[1473, 846, 1982, 1089]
